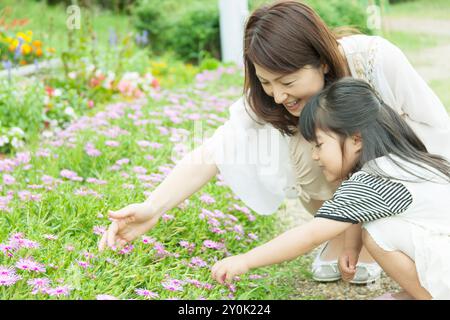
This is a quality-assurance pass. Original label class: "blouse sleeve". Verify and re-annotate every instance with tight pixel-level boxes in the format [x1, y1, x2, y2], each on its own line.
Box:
[315, 173, 412, 224]
[375, 37, 450, 158]
[204, 96, 297, 215]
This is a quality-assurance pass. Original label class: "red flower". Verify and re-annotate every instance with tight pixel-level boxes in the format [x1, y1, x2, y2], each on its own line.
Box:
[151, 78, 160, 89]
[45, 86, 54, 97]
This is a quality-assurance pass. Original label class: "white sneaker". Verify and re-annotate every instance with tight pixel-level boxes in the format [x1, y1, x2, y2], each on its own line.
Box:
[311, 242, 341, 282]
[350, 262, 382, 285]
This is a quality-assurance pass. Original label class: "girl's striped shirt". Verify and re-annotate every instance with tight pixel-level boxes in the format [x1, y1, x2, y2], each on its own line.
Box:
[315, 171, 413, 224]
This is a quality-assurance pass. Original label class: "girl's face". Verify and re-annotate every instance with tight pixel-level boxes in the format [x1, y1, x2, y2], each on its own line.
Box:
[254, 63, 328, 117]
[311, 129, 362, 183]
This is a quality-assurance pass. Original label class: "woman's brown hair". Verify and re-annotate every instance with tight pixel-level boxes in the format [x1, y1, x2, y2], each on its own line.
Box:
[244, 1, 350, 136]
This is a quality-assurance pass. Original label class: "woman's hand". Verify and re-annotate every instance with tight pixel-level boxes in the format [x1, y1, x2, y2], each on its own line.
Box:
[211, 254, 250, 284]
[338, 249, 359, 282]
[98, 202, 160, 252]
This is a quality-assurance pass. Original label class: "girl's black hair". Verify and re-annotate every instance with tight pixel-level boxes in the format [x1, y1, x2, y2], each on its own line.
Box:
[299, 77, 450, 182]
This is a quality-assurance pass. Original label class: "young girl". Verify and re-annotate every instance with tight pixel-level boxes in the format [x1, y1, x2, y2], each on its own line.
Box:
[211, 78, 450, 300]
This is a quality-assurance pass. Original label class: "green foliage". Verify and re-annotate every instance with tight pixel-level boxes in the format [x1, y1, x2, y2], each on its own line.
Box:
[134, 0, 220, 64]
[134, 0, 372, 63]
[306, 0, 372, 34]
[0, 80, 44, 153]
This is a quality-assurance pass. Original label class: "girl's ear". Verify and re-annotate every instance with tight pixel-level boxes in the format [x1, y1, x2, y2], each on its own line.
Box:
[352, 133, 363, 151]
[322, 64, 329, 75]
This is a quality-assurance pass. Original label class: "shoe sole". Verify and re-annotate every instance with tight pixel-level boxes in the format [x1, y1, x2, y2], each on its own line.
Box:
[349, 278, 379, 285]
[312, 276, 341, 282]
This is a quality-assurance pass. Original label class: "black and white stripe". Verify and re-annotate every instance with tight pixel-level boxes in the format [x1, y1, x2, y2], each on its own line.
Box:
[315, 171, 413, 224]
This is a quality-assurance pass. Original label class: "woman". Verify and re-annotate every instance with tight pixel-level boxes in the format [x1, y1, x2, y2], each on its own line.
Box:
[98, 1, 450, 285]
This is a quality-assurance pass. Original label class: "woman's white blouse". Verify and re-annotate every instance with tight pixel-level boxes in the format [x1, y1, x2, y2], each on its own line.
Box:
[205, 35, 450, 215]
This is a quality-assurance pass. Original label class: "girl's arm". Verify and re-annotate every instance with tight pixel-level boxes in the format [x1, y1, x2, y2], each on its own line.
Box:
[338, 223, 363, 281]
[343, 223, 363, 252]
[211, 218, 352, 283]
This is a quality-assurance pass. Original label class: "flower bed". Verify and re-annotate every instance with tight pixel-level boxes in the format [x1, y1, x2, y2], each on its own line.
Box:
[0, 66, 290, 300]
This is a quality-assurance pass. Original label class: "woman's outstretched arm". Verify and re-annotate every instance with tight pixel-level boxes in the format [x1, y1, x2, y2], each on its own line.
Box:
[98, 143, 218, 251]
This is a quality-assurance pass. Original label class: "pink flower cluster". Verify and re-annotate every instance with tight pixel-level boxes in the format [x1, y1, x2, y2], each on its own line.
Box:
[60, 169, 83, 182]
[0, 266, 22, 286]
[16, 257, 46, 273]
[0, 233, 40, 257]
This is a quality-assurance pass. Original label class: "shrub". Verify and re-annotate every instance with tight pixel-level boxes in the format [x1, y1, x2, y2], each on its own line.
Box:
[134, 0, 372, 64]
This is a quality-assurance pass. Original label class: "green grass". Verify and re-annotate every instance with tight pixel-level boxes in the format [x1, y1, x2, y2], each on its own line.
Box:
[430, 78, 450, 112]
[0, 0, 132, 53]
[381, 30, 446, 53]
[385, 0, 450, 20]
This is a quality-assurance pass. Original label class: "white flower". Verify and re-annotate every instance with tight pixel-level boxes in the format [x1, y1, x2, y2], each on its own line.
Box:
[9, 127, 25, 136]
[64, 107, 75, 117]
[86, 64, 96, 73]
[121, 72, 140, 81]
[42, 131, 54, 138]
[102, 71, 115, 90]
[53, 89, 62, 97]
[0, 136, 9, 147]
[68, 72, 77, 79]
[43, 95, 50, 105]
[11, 137, 24, 149]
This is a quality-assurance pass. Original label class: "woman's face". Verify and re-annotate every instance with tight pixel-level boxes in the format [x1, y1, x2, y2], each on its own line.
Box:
[254, 63, 328, 117]
[311, 129, 362, 183]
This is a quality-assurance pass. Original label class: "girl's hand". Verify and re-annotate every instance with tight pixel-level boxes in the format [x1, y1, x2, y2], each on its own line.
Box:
[338, 249, 359, 282]
[211, 254, 250, 284]
[98, 202, 160, 252]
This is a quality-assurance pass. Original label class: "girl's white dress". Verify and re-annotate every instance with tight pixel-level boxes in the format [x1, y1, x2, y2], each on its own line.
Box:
[204, 35, 450, 215]
[315, 155, 450, 299]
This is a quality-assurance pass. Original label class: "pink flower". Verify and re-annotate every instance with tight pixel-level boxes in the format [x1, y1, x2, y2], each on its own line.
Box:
[86, 178, 107, 185]
[3, 174, 16, 185]
[0, 266, 15, 276]
[190, 257, 208, 268]
[0, 272, 22, 286]
[248, 233, 258, 241]
[60, 169, 83, 182]
[179, 241, 195, 250]
[93, 226, 106, 235]
[105, 140, 120, 147]
[202, 240, 224, 250]
[133, 166, 147, 174]
[161, 279, 184, 292]
[28, 278, 51, 294]
[233, 225, 244, 235]
[43, 234, 58, 241]
[161, 214, 174, 222]
[77, 260, 90, 269]
[249, 274, 265, 280]
[142, 236, 155, 245]
[16, 258, 46, 273]
[47, 285, 72, 297]
[118, 245, 134, 255]
[137, 140, 151, 148]
[96, 294, 119, 300]
[200, 194, 216, 204]
[135, 289, 159, 299]
[115, 158, 130, 166]
[18, 191, 42, 202]
[85, 142, 102, 157]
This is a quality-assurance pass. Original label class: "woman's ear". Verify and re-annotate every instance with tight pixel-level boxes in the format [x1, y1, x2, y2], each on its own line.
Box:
[322, 64, 329, 75]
